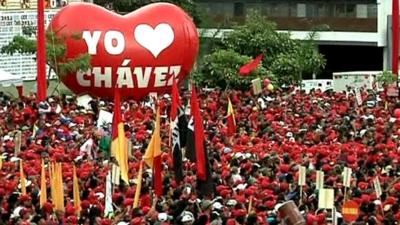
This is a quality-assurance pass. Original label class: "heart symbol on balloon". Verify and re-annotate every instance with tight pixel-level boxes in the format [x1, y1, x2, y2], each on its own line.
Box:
[134, 23, 175, 58]
[49, 3, 199, 99]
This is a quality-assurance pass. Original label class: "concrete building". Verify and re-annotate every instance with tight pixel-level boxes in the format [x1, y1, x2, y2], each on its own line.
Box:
[195, 0, 395, 78]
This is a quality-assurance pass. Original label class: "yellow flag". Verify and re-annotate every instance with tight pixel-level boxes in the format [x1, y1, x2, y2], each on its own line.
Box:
[73, 165, 81, 216]
[54, 163, 65, 212]
[32, 123, 38, 138]
[40, 160, 47, 207]
[0, 157, 3, 170]
[19, 160, 26, 195]
[143, 107, 161, 168]
[58, 163, 65, 211]
[133, 161, 143, 208]
[49, 163, 56, 206]
[111, 90, 129, 184]
[248, 196, 253, 213]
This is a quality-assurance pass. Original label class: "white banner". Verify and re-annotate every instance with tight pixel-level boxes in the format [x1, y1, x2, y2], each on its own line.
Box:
[373, 177, 382, 197]
[298, 166, 306, 186]
[111, 164, 120, 186]
[77, 95, 93, 110]
[251, 78, 262, 95]
[104, 170, 113, 216]
[316, 170, 324, 190]
[355, 88, 362, 106]
[343, 167, 352, 188]
[14, 130, 21, 156]
[97, 110, 113, 129]
[318, 188, 334, 209]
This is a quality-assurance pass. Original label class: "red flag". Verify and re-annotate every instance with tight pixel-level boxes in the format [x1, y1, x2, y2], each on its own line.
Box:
[226, 98, 236, 136]
[37, 0, 47, 101]
[170, 77, 181, 120]
[239, 54, 263, 76]
[190, 85, 207, 180]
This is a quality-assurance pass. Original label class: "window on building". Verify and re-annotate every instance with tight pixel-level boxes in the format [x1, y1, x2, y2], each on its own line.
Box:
[306, 3, 317, 17]
[246, 3, 263, 16]
[346, 3, 356, 17]
[288, 3, 297, 17]
[367, 4, 377, 18]
[334, 3, 346, 17]
[316, 3, 329, 17]
[234, 2, 244, 17]
[267, 2, 289, 17]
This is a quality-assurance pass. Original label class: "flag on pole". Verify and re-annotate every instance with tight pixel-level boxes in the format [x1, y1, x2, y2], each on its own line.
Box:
[104, 170, 113, 217]
[53, 163, 65, 212]
[133, 161, 143, 208]
[111, 89, 129, 184]
[170, 76, 180, 122]
[40, 160, 47, 208]
[19, 160, 26, 195]
[239, 54, 263, 76]
[143, 107, 163, 196]
[186, 84, 214, 196]
[226, 98, 236, 137]
[49, 163, 55, 206]
[73, 165, 81, 216]
[248, 196, 253, 213]
[170, 77, 187, 183]
[187, 85, 206, 180]
[32, 123, 39, 138]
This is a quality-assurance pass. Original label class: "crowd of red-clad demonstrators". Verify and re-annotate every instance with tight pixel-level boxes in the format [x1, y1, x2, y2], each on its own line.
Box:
[1, 82, 400, 225]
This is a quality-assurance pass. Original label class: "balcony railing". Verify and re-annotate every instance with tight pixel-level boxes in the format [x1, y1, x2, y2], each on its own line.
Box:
[197, 1, 378, 32]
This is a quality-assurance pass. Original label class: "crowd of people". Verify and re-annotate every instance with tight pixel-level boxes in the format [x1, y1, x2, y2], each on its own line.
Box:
[0, 85, 400, 225]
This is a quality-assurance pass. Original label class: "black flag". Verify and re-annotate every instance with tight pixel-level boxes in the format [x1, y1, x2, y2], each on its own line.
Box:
[172, 107, 187, 183]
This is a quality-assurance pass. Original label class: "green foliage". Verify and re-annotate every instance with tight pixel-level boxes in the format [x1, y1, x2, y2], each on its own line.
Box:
[376, 70, 398, 87]
[268, 32, 326, 85]
[269, 53, 301, 85]
[0, 27, 91, 79]
[193, 49, 270, 89]
[194, 10, 326, 88]
[221, 13, 293, 65]
[57, 54, 91, 77]
[95, 0, 202, 25]
[0, 35, 36, 55]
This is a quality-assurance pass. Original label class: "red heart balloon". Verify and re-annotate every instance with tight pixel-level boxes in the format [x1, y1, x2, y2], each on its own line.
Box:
[49, 2, 199, 99]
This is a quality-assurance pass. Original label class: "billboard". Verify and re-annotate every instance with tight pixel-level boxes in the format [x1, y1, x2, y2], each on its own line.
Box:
[0, 9, 58, 80]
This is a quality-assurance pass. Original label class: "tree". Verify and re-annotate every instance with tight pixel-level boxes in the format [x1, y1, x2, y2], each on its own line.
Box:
[192, 50, 269, 89]
[196, 11, 326, 88]
[376, 70, 398, 88]
[94, 0, 202, 25]
[1, 26, 91, 94]
[269, 32, 326, 86]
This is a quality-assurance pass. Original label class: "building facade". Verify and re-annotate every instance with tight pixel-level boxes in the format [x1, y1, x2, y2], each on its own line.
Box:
[195, 0, 393, 78]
